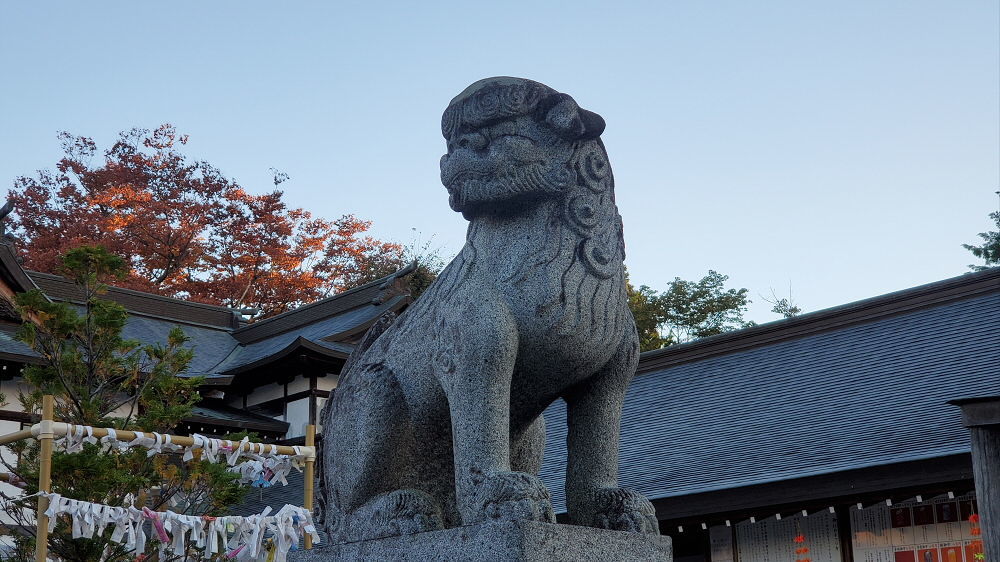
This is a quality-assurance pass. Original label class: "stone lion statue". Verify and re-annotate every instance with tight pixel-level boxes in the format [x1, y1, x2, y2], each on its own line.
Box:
[320, 77, 659, 542]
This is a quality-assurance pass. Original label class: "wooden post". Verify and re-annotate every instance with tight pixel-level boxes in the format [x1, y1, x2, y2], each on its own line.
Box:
[304, 424, 316, 550]
[35, 395, 54, 562]
[950, 397, 1000, 561]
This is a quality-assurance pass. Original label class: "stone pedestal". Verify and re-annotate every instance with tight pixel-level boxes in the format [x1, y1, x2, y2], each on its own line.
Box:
[290, 520, 672, 561]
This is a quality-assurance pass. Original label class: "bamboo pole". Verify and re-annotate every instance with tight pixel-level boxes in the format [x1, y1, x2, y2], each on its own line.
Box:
[304, 424, 315, 550]
[0, 429, 35, 446]
[35, 395, 54, 562]
[32, 424, 312, 458]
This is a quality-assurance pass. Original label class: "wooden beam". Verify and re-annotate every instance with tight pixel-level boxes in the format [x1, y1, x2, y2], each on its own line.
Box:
[245, 389, 329, 412]
[836, 504, 855, 562]
[651, 454, 974, 522]
[0, 410, 35, 424]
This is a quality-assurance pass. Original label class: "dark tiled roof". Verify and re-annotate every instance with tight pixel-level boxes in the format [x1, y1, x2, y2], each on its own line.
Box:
[115, 310, 240, 375]
[227, 469, 330, 545]
[0, 325, 40, 363]
[539, 270, 1000, 512]
[23, 271, 413, 377]
[638, 267, 1000, 374]
[232, 268, 412, 344]
[228, 470, 332, 545]
[229, 468, 307, 517]
[28, 272, 241, 330]
[214, 296, 404, 374]
[0, 252, 415, 440]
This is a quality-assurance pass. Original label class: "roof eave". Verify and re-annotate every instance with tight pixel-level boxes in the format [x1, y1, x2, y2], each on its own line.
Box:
[182, 413, 289, 434]
[0, 245, 38, 294]
[220, 336, 349, 376]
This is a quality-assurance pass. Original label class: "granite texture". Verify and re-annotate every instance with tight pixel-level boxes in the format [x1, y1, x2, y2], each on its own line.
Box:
[320, 77, 658, 545]
[288, 521, 672, 561]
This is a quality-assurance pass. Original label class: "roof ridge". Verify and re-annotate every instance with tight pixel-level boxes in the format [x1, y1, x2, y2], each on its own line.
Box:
[26, 271, 241, 313]
[638, 267, 1000, 373]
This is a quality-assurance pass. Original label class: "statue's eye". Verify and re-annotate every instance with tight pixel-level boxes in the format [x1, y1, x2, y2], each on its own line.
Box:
[455, 132, 487, 152]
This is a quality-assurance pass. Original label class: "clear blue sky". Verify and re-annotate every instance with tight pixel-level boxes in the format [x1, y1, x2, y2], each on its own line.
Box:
[1, 2, 997, 323]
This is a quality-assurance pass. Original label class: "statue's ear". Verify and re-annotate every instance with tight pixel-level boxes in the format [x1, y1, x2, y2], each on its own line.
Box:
[542, 94, 606, 141]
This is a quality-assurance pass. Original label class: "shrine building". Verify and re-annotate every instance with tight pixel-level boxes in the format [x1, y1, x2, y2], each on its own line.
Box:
[0, 233, 995, 561]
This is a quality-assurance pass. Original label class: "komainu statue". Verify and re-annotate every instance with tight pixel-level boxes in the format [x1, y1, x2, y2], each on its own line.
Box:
[321, 77, 659, 543]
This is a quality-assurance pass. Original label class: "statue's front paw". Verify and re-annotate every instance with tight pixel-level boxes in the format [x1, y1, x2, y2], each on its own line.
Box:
[479, 471, 555, 523]
[579, 488, 660, 535]
[360, 489, 444, 541]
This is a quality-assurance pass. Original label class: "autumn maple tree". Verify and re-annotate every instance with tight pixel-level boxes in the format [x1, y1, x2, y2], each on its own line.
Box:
[8, 125, 403, 317]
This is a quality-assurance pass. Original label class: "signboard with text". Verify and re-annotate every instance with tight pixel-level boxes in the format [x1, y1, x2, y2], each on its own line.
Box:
[851, 495, 982, 562]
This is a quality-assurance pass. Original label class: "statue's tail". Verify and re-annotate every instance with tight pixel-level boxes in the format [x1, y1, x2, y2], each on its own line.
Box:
[340, 310, 398, 381]
[316, 310, 399, 536]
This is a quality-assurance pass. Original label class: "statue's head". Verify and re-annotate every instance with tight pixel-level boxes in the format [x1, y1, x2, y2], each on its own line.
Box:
[440, 77, 609, 217]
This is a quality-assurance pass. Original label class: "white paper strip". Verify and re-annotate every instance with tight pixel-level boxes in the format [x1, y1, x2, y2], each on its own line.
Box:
[39, 492, 319, 561]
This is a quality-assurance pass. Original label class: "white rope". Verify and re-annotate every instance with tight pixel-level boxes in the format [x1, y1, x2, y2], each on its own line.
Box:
[55, 426, 307, 467]
[52, 425, 307, 492]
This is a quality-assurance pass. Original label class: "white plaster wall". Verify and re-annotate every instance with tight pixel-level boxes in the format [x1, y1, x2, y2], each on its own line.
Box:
[286, 376, 310, 395]
[233, 373, 339, 409]
[245, 382, 285, 407]
[285, 397, 310, 439]
[316, 375, 338, 392]
[0, 378, 32, 412]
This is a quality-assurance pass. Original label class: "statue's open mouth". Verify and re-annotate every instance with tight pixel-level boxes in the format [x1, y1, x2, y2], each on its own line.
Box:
[444, 170, 491, 191]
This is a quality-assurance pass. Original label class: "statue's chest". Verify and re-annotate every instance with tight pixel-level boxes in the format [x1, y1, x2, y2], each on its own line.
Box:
[463, 208, 630, 369]
[505, 270, 629, 377]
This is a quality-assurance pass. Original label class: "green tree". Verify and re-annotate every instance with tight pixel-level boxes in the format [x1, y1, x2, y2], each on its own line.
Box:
[347, 233, 449, 299]
[1, 246, 245, 561]
[762, 287, 802, 319]
[626, 280, 670, 352]
[963, 208, 1000, 271]
[627, 270, 753, 352]
[768, 298, 802, 319]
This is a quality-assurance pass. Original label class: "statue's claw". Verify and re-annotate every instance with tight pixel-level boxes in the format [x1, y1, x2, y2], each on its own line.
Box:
[479, 471, 555, 524]
[585, 488, 660, 535]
